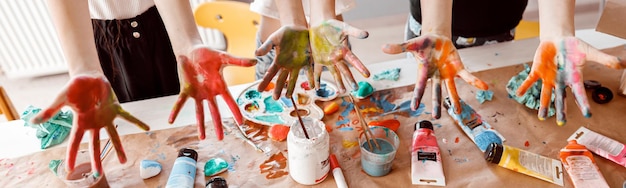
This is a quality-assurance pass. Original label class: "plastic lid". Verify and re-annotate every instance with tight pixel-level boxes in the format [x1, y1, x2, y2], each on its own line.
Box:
[592, 86, 613, 104]
[415, 120, 434, 131]
[206, 176, 228, 188]
[178, 148, 198, 161]
[584, 80, 601, 89]
[563, 140, 587, 150]
[484, 142, 503, 164]
[329, 154, 340, 170]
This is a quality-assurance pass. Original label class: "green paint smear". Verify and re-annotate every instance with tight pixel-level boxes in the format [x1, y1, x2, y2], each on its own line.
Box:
[351, 81, 374, 98]
[264, 97, 283, 113]
[254, 115, 284, 124]
[373, 68, 401, 81]
[49, 159, 62, 176]
[244, 90, 262, 100]
[506, 64, 556, 117]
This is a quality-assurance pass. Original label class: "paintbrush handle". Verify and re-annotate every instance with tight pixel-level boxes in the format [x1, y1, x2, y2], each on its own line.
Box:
[349, 95, 381, 150]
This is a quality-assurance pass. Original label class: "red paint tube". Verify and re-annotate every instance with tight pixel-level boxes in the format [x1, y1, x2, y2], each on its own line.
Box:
[411, 120, 445, 186]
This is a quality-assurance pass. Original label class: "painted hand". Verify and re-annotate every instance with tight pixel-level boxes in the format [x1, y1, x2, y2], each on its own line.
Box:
[516, 37, 626, 125]
[169, 46, 257, 140]
[256, 26, 313, 99]
[309, 19, 370, 93]
[383, 34, 488, 119]
[31, 76, 149, 177]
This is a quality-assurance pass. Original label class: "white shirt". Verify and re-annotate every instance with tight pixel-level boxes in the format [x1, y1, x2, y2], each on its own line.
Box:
[250, 0, 356, 19]
[88, 0, 155, 20]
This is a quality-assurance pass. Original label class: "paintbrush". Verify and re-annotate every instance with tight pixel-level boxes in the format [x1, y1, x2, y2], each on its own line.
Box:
[290, 97, 310, 139]
[100, 124, 118, 161]
[349, 95, 381, 150]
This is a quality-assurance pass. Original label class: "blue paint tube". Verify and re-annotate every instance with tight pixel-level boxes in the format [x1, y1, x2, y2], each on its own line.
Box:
[166, 148, 198, 188]
[444, 97, 506, 152]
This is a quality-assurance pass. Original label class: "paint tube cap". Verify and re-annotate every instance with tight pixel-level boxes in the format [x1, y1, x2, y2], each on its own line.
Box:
[206, 176, 228, 188]
[329, 154, 340, 170]
[484, 142, 503, 164]
[178, 148, 198, 161]
[415, 120, 434, 131]
[584, 80, 602, 89]
[592, 86, 613, 104]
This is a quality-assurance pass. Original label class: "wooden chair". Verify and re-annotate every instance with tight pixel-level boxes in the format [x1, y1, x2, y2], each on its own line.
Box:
[194, 1, 261, 86]
[0, 86, 19, 121]
[514, 20, 540, 40]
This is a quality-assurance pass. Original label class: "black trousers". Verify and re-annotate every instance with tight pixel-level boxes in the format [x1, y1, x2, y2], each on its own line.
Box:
[92, 6, 179, 103]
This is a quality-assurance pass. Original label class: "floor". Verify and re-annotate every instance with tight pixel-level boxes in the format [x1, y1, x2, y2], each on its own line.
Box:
[0, 1, 603, 122]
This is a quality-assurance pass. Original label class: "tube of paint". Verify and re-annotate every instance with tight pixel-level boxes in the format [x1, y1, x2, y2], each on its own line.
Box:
[329, 154, 348, 188]
[560, 140, 610, 188]
[205, 176, 228, 188]
[411, 120, 445, 186]
[287, 117, 330, 185]
[165, 148, 198, 188]
[444, 97, 505, 152]
[568, 126, 626, 168]
[484, 143, 564, 186]
[619, 70, 626, 96]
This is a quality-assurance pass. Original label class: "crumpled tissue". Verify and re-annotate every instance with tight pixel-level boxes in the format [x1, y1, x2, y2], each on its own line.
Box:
[21, 106, 73, 149]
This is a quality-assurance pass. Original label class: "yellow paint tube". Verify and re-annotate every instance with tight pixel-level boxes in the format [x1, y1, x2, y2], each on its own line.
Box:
[485, 143, 564, 186]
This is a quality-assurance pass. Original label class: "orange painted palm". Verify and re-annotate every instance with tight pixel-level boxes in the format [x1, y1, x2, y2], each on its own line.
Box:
[32, 76, 149, 177]
[383, 34, 488, 119]
[169, 46, 257, 140]
[256, 27, 313, 100]
[309, 19, 371, 93]
[516, 37, 626, 125]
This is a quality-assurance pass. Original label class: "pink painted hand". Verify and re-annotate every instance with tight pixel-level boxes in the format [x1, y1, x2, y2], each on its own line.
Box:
[169, 46, 257, 140]
[31, 76, 150, 177]
[516, 37, 626, 125]
[256, 26, 313, 99]
[309, 19, 370, 93]
[383, 34, 488, 119]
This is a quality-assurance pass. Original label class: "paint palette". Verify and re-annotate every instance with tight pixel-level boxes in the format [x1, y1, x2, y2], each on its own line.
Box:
[236, 78, 339, 126]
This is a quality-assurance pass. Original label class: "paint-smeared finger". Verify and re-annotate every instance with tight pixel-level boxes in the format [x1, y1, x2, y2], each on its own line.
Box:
[66, 128, 84, 172]
[537, 84, 552, 121]
[580, 41, 625, 68]
[343, 50, 370, 78]
[105, 123, 126, 164]
[117, 108, 150, 131]
[328, 67, 346, 94]
[431, 75, 442, 119]
[570, 82, 591, 118]
[457, 69, 488, 90]
[313, 63, 324, 90]
[324, 19, 369, 39]
[256, 35, 279, 56]
[554, 81, 567, 126]
[445, 78, 462, 114]
[206, 98, 224, 140]
[305, 62, 315, 90]
[223, 54, 258, 67]
[273, 70, 289, 100]
[258, 63, 280, 92]
[286, 69, 301, 98]
[516, 72, 540, 97]
[336, 61, 357, 90]
[89, 130, 102, 176]
[382, 37, 431, 54]
[168, 93, 189, 124]
[195, 100, 206, 140]
[221, 92, 244, 126]
[412, 62, 430, 111]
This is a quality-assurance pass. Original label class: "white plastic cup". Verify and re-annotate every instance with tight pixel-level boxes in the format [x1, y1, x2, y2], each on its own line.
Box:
[287, 117, 330, 185]
[359, 126, 400, 177]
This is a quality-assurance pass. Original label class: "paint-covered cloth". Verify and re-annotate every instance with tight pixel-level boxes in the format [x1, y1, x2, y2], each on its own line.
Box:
[92, 6, 180, 103]
[20, 106, 73, 149]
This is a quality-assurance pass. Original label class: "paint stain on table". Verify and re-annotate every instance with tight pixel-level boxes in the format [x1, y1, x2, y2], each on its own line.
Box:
[259, 152, 288, 179]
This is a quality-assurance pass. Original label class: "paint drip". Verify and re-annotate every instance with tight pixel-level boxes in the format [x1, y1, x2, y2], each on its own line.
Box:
[259, 152, 288, 179]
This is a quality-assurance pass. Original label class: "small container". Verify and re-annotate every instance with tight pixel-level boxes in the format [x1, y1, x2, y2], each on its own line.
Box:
[560, 140, 609, 188]
[165, 148, 198, 188]
[411, 120, 445, 186]
[56, 150, 110, 188]
[287, 117, 330, 185]
[484, 143, 564, 186]
[359, 126, 400, 177]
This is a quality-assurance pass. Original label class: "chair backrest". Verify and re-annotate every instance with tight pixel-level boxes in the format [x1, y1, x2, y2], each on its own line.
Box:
[0, 86, 19, 121]
[194, 1, 260, 58]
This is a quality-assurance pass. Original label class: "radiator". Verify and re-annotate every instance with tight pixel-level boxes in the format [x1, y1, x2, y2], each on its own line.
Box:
[0, 0, 224, 79]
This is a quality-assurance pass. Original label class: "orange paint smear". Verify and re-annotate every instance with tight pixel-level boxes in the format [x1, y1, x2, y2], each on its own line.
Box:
[368, 119, 400, 132]
[264, 82, 275, 92]
[455, 137, 460, 143]
[259, 152, 289, 179]
[268, 124, 290, 142]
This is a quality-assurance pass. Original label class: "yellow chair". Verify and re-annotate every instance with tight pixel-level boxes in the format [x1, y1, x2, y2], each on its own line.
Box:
[194, 1, 261, 86]
[514, 20, 540, 40]
[0, 86, 19, 121]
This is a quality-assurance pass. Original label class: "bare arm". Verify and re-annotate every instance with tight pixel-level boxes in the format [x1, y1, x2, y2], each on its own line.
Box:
[275, 0, 308, 28]
[309, 0, 335, 26]
[538, 0, 575, 40]
[46, 0, 103, 76]
[153, 0, 204, 56]
[420, 0, 452, 38]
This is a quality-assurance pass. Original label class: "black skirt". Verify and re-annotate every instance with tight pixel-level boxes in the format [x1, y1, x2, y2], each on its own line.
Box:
[92, 6, 179, 103]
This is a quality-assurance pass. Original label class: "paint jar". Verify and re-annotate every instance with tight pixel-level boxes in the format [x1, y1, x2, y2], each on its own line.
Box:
[359, 126, 400, 177]
[287, 117, 330, 185]
[411, 120, 445, 186]
[619, 70, 626, 96]
[484, 143, 564, 186]
[55, 150, 110, 188]
[559, 140, 609, 188]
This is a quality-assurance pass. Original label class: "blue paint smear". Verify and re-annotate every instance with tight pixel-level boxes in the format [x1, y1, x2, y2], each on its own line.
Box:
[254, 115, 284, 124]
[316, 83, 335, 98]
[244, 90, 262, 100]
[335, 119, 350, 126]
[474, 131, 503, 151]
[263, 97, 283, 113]
[476, 90, 494, 104]
[280, 97, 293, 108]
[434, 124, 442, 128]
[395, 101, 425, 117]
[338, 127, 354, 131]
[340, 99, 354, 117]
[369, 92, 396, 113]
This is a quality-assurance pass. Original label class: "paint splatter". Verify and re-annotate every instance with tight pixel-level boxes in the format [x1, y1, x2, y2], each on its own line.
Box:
[342, 140, 359, 148]
[255, 115, 284, 124]
[228, 155, 240, 172]
[259, 152, 289, 179]
[316, 83, 335, 98]
[434, 124, 442, 128]
[351, 81, 374, 98]
[442, 138, 448, 144]
[542, 141, 547, 145]
[244, 101, 260, 113]
[300, 81, 311, 90]
[454, 137, 460, 143]
[373, 67, 401, 81]
[524, 141, 530, 147]
[454, 157, 469, 163]
[263, 97, 283, 113]
[244, 90, 262, 100]
[474, 131, 504, 151]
